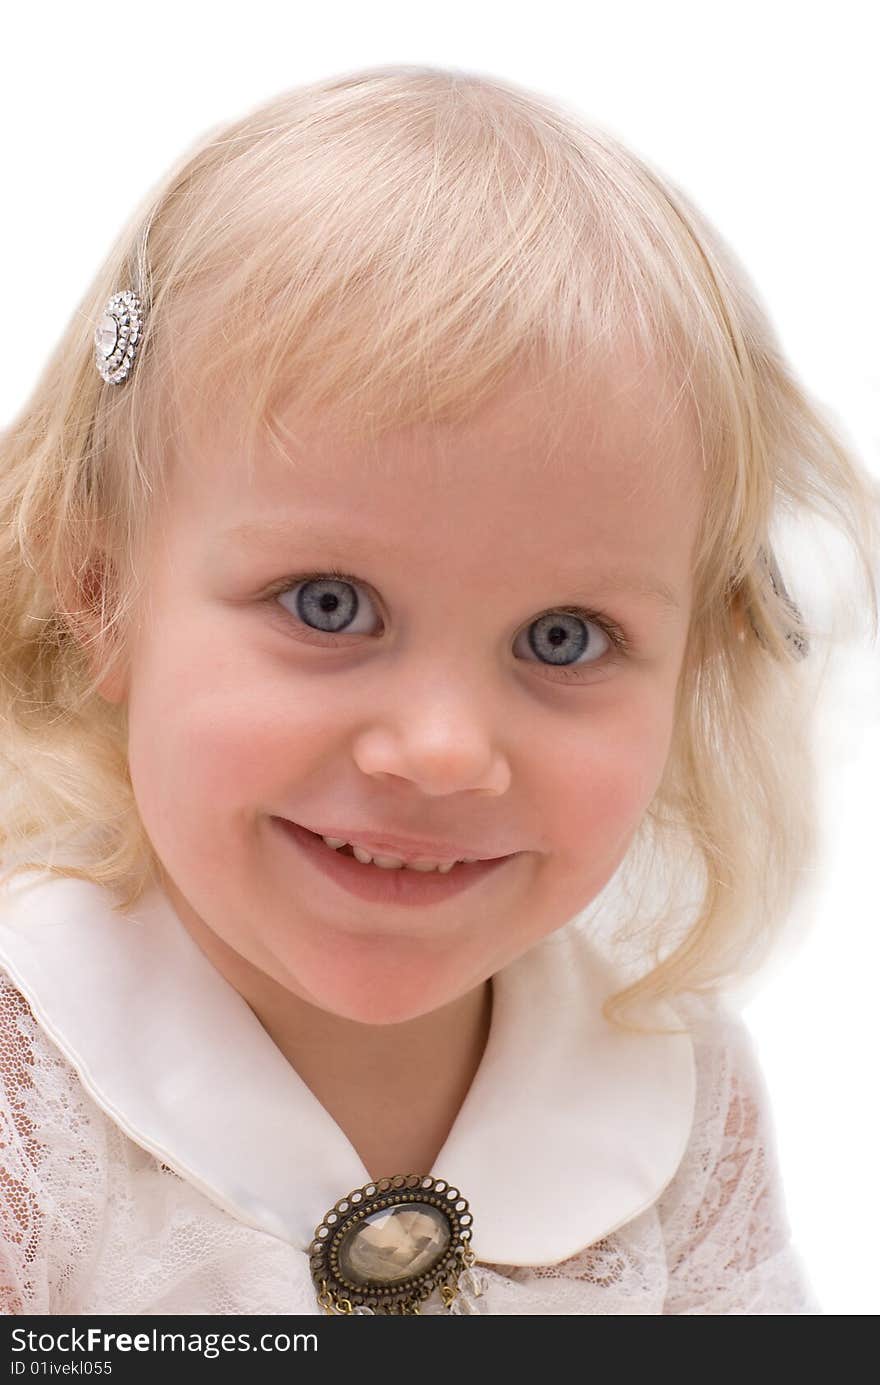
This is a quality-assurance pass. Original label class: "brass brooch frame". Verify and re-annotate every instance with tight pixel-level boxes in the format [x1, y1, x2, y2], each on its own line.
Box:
[310, 1173, 475, 1315]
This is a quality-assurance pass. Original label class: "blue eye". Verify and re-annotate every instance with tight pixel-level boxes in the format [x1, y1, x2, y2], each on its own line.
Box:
[268, 572, 629, 679]
[514, 610, 612, 668]
[281, 575, 380, 636]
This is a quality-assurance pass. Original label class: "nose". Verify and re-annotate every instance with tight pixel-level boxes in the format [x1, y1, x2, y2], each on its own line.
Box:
[351, 692, 511, 798]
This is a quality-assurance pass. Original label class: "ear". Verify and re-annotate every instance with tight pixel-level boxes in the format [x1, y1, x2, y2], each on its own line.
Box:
[57, 554, 131, 705]
[730, 588, 749, 642]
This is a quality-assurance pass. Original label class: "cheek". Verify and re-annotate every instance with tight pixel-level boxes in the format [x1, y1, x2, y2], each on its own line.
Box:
[549, 700, 674, 858]
[123, 617, 331, 835]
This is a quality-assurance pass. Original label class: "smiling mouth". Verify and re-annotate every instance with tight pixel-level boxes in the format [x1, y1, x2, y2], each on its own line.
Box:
[298, 824, 483, 872]
[274, 816, 518, 907]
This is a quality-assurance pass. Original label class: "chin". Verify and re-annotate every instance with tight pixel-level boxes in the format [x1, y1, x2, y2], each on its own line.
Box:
[282, 956, 459, 1027]
[328, 997, 435, 1030]
[313, 983, 448, 1028]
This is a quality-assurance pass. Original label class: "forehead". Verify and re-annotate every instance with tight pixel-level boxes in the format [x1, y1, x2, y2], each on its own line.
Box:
[165, 352, 704, 580]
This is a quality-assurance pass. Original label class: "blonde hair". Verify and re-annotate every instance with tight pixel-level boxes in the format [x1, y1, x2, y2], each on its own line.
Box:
[1, 64, 877, 1033]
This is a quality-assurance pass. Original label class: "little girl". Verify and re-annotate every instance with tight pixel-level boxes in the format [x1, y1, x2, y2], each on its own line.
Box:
[1, 64, 876, 1317]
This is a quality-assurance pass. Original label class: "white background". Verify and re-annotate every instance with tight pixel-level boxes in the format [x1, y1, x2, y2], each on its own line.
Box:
[2, 1, 877, 1314]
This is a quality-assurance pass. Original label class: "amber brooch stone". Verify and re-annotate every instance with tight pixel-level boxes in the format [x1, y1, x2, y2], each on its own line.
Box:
[310, 1174, 476, 1315]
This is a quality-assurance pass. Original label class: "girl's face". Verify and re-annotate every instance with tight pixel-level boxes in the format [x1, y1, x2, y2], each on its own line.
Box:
[104, 356, 703, 1025]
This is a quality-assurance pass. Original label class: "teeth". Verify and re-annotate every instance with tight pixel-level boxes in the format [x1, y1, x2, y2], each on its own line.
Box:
[351, 843, 455, 872]
[351, 844, 401, 869]
[321, 834, 475, 873]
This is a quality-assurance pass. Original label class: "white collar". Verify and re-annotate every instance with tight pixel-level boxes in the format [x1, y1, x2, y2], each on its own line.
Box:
[0, 863, 695, 1266]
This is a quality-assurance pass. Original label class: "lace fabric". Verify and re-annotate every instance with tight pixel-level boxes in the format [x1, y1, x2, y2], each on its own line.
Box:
[0, 970, 820, 1315]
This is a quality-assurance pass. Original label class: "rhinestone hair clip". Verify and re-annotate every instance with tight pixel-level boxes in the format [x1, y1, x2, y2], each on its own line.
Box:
[94, 290, 144, 385]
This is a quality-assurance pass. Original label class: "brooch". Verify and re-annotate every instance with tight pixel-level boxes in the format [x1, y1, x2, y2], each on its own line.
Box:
[310, 1174, 487, 1315]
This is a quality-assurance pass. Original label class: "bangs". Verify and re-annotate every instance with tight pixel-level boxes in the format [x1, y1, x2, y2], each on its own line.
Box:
[143, 69, 731, 478]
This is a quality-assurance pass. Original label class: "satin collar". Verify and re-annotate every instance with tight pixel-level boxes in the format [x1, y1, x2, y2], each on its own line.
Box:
[0, 863, 695, 1266]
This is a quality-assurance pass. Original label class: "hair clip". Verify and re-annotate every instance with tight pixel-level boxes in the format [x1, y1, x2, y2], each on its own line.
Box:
[747, 545, 809, 660]
[94, 290, 144, 385]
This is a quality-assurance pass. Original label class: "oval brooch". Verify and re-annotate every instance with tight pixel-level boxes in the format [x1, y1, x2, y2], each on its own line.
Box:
[310, 1174, 485, 1315]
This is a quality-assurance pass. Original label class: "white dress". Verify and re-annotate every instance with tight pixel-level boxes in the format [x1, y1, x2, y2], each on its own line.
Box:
[0, 862, 820, 1315]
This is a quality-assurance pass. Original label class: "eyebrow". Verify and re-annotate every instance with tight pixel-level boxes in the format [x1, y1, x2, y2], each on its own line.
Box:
[221, 520, 681, 612]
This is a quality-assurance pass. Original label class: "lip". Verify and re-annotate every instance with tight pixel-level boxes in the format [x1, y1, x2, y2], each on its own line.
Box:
[274, 817, 518, 908]
[291, 822, 513, 866]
